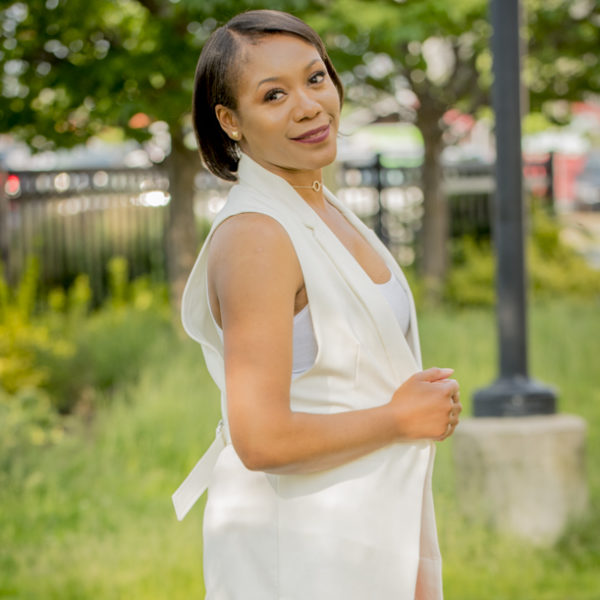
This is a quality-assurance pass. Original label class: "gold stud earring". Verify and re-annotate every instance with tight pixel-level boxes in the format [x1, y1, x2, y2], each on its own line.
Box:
[231, 131, 240, 140]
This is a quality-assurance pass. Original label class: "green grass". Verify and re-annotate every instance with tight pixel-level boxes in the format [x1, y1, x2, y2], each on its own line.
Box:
[422, 300, 600, 600]
[0, 334, 221, 599]
[1, 300, 599, 599]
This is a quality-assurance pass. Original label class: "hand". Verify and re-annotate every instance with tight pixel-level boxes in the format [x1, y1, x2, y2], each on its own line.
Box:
[390, 367, 462, 441]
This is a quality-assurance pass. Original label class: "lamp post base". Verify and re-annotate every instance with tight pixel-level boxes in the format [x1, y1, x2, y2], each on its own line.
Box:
[453, 414, 588, 545]
[473, 376, 557, 417]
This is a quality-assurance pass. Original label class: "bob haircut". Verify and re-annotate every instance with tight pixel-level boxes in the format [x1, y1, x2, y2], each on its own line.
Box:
[192, 9, 344, 182]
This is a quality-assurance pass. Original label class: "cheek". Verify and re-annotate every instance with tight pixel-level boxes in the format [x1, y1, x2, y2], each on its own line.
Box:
[327, 102, 341, 127]
[248, 115, 289, 146]
[323, 87, 342, 116]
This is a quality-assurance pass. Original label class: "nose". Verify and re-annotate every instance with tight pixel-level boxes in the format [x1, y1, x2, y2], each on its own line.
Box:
[292, 89, 321, 121]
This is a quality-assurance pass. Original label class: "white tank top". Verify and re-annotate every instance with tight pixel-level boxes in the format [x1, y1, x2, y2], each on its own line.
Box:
[214, 272, 411, 379]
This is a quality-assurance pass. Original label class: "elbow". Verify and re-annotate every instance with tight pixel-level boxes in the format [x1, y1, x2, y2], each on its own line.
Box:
[228, 410, 297, 472]
[232, 435, 289, 472]
[238, 452, 272, 472]
[237, 447, 282, 472]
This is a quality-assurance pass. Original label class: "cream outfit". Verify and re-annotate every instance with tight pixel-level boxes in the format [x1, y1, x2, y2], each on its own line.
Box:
[173, 154, 443, 599]
[212, 274, 410, 379]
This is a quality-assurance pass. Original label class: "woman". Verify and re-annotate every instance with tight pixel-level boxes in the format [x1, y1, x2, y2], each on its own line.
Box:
[172, 9, 461, 600]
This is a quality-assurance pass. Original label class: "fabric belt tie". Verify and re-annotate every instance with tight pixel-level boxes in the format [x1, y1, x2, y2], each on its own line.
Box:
[172, 420, 228, 521]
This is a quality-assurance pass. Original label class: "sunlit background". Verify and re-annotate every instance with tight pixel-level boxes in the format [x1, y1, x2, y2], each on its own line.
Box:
[1, 1, 599, 598]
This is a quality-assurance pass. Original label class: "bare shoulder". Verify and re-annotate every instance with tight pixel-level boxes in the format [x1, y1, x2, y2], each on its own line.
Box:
[209, 212, 295, 260]
[208, 212, 303, 300]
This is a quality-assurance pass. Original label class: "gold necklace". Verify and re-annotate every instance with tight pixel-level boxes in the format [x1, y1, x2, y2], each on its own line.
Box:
[292, 181, 322, 192]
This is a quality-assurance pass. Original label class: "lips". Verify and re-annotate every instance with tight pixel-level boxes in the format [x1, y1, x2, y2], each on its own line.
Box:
[291, 124, 330, 143]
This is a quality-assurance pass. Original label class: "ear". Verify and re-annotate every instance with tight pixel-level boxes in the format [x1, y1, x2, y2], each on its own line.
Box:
[215, 104, 242, 142]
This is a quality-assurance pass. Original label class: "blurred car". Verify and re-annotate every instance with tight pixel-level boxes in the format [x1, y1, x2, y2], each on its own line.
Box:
[575, 152, 600, 209]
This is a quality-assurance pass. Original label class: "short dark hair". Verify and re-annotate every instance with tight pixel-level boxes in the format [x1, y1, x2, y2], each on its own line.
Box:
[192, 10, 344, 182]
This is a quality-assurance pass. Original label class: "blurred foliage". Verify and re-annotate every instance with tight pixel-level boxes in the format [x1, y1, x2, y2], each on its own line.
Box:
[0, 256, 71, 393]
[528, 210, 600, 298]
[526, 0, 600, 117]
[445, 236, 495, 306]
[445, 206, 600, 306]
[0, 255, 171, 446]
[522, 111, 558, 136]
[1, 0, 597, 149]
[0, 387, 65, 468]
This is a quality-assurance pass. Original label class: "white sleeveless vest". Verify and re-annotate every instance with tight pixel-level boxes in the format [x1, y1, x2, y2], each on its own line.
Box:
[174, 154, 443, 600]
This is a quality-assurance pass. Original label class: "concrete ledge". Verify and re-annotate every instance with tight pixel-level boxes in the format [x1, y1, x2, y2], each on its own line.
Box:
[453, 414, 588, 545]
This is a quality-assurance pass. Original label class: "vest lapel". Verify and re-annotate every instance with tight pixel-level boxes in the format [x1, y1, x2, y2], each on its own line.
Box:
[237, 154, 421, 382]
[324, 190, 423, 371]
[313, 191, 420, 381]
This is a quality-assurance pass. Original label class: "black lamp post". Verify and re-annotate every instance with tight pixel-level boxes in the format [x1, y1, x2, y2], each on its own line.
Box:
[473, 0, 556, 417]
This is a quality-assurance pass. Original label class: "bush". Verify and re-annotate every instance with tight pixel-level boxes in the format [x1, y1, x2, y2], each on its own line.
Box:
[0, 256, 173, 452]
[0, 257, 75, 394]
[0, 387, 64, 471]
[38, 303, 172, 413]
[445, 237, 495, 307]
[528, 209, 600, 299]
[444, 208, 600, 306]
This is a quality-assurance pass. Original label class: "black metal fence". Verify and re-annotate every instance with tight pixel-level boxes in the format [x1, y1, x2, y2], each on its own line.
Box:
[1, 155, 553, 299]
[1, 168, 171, 299]
[336, 154, 553, 265]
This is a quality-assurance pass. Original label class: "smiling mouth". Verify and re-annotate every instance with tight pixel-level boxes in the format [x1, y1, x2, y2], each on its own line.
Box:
[291, 124, 330, 143]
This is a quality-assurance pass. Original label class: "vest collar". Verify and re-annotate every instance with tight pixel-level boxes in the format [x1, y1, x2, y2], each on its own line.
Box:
[237, 153, 321, 229]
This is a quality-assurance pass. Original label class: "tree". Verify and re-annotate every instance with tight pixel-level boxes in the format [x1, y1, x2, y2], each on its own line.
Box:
[525, 0, 600, 115]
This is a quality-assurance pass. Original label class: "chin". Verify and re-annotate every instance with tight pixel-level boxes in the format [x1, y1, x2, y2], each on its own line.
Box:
[301, 143, 338, 170]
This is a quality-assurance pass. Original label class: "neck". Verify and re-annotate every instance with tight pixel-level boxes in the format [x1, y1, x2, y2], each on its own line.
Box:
[282, 170, 326, 206]
[292, 179, 322, 192]
[285, 169, 323, 188]
[239, 153, 326, 205]
[292, 185, 327, 210]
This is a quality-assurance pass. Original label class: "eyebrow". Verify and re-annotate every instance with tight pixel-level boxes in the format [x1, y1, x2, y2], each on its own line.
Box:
[255, 58, 323, 90]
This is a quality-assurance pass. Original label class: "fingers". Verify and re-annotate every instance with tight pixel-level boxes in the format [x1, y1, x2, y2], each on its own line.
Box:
[438, 409, 461, 441]
[449, 404, 461, 422]
[438, 393, 463, 442]
[432, 377, 459, 399]
[415, 367, 454, 383]
[438, 422, 457, 441]
[448, 390, 462, 421]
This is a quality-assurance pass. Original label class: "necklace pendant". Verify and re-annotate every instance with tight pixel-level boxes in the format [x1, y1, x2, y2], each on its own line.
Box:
[293, 180, 322, 192]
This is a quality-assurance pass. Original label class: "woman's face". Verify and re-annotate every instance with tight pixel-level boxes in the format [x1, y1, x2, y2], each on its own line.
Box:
[216, 34, 341, 182]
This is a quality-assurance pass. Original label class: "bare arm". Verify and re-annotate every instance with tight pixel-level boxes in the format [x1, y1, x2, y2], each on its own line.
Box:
[208, 213, 461, 475]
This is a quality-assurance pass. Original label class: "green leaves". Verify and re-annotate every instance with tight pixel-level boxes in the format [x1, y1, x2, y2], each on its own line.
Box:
[1, 0, 204, 147]
[1, 0, 597, 150]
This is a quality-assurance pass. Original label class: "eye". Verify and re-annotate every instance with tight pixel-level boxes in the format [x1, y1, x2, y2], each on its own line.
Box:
[309, 70, 326, 85]
[264, 88, 285, 102]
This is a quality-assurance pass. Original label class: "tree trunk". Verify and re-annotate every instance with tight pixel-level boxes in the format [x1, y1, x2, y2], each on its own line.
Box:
[416, 108, 448, 304]
[165, 134, 200, 316]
